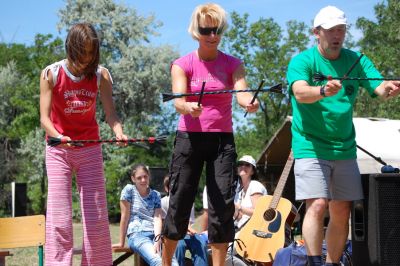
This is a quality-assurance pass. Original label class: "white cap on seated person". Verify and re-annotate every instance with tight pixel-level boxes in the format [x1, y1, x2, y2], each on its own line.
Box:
[237, 155, 256, 168]
[313, 5, 347, 29]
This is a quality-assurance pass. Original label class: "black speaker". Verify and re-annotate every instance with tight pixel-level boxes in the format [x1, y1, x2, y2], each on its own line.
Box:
[352, 173, 400, 266]
[12, 182, 27, 216]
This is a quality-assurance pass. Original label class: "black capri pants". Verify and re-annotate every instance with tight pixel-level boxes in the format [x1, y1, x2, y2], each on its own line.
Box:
[162, 131, 238, 243]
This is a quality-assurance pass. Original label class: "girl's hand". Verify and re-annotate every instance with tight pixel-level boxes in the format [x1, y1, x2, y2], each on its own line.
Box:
[112, 242, 124, 248]
[60, 135, 72, 147]
[153, 240, 161, 254]
[187, 226, 197, 236]
[115, 133, 128, 147]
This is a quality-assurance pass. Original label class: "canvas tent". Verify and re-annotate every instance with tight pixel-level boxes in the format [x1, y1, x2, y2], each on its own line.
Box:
[354, 117, 400, 174]
[254, 117, 400, 253]
[255, 117, 400, 200]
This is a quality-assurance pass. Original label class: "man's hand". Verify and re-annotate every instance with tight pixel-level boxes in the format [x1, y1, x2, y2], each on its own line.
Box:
[386, 81, 400, 97]
[374, 80, 400, 99]
[323, 80, 342, 97]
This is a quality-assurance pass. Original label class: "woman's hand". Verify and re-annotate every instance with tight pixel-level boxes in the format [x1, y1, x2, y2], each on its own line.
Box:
[244, 99, 259, 113]
[234, 204, 243, 221]
[184, 102, 203, 117]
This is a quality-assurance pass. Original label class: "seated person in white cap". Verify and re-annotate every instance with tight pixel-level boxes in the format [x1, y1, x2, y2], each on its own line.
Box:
[287, 5, 400, 266]
[233, 155, 268, 233]
[202, 155, 268, 265]
[202, 155, 267, 233]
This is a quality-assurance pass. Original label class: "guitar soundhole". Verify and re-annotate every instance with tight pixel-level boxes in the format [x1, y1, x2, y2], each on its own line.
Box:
[263, 209, 276, 221]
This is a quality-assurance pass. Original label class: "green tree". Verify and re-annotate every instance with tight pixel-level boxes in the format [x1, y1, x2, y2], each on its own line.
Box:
[18, 129, 46, 214]
[0, 35, 64, 215]
[222, 13, 309, 156]
[355, 0, 400, 119]
[0, 35, 63, 144]
[0, 61, 28, 215]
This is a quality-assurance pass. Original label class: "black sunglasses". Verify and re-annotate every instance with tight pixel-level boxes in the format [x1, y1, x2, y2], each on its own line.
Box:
[238, 162, 252, 167]
[198, 27, 223, 36]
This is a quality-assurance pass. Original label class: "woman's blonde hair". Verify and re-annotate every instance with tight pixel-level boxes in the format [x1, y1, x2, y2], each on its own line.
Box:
[188, 3, 228, 40]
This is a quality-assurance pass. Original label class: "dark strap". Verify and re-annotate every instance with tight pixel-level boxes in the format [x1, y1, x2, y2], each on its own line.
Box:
[356, 144, 387, 166]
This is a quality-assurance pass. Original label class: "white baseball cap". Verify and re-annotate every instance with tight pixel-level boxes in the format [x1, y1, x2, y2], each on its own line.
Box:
[238, 155, 256, 168]
[313, 6, 347, 29]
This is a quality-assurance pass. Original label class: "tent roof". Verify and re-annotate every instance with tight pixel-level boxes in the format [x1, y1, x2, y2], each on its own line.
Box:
[256, 117, 400, 174]
[354, 117, 400, 173]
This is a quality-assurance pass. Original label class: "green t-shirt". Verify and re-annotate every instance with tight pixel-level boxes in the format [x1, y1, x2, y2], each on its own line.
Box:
[287, 46, 382, 160]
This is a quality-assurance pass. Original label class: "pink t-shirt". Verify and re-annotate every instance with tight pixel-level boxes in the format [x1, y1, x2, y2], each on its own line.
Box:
[174, 51, 242, 132]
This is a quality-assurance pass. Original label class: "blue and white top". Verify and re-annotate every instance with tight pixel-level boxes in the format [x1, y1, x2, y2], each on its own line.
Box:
[120, 184, 161, 236]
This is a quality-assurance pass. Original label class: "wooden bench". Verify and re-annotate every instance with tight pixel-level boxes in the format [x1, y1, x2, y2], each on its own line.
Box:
[74, 245, 196, 265]
[0, 215, 46, 266]
[73, 246, 147, 266]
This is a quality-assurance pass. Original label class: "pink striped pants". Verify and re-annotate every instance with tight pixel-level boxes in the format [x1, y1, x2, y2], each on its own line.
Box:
[45, 144, 112, 266]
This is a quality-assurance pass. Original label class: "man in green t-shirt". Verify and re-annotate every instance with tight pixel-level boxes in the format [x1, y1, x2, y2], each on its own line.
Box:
[287, 5, 400, 266]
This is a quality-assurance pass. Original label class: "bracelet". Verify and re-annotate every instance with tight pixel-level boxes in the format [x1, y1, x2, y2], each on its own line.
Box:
[56, 134, 64, 139]
[320, 85, 326, 97]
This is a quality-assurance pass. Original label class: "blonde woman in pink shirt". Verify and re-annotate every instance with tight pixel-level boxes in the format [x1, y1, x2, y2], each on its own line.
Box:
[161, 3, 259, 266]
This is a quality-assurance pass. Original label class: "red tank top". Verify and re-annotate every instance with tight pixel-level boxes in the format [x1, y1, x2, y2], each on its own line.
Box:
[47, 60, 100, 143]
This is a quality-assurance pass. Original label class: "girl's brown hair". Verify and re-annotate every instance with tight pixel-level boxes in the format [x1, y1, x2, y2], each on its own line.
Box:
[130, 163, 150, 179]
[65, 22, 100, 79]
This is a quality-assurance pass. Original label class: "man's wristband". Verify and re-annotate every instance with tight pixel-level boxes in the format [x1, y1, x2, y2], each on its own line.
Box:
[56, 134, 64, 139]
[320, 85, 326, 97]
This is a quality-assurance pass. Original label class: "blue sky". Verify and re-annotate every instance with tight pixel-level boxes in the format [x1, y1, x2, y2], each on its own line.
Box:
[1, 0, 380, 55]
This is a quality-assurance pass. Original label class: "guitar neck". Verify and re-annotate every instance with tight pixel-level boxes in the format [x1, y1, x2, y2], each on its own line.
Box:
[269, 150, 294, 209]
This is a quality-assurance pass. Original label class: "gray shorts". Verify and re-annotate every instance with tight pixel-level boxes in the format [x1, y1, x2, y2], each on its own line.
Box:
[294, 158, 363, 201]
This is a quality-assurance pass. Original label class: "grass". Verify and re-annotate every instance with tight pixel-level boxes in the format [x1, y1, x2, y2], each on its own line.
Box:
[1, 223, 135, 266]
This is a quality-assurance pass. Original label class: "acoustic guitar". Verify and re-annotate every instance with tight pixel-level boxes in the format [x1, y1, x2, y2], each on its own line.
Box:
[236, 150, 297, 264]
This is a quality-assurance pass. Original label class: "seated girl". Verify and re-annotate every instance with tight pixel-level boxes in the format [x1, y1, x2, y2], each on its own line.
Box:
[113, 163, 178, 266]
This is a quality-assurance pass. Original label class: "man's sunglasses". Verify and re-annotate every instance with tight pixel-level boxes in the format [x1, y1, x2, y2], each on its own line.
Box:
[198, 27, 223, 36]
